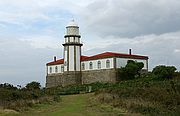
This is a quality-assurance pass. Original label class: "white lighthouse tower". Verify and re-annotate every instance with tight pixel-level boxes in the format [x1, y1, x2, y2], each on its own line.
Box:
[63, 20, 83, 72]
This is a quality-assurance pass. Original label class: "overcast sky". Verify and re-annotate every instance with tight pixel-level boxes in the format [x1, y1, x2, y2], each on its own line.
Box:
[0, 0, 180, 87]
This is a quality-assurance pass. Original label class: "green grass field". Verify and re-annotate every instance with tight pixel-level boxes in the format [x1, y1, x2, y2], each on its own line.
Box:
[1, 93, 124, 116]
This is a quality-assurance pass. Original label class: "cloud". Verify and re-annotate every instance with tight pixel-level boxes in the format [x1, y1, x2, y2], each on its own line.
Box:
[78, 0, 180, 37]
[174, 49, 180, 53]
[0, 38, 62, 86]
[0, 0, 180, 86]
[84, 31, 180, 70]
[20, 36, 61, 49]
[0, 0, 92, 24]
[1, 0, 179, 38]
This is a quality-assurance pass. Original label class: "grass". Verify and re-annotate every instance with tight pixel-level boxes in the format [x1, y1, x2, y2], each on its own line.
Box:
[1, 93, 123, 116]
[0, 86, 58, 111]
[0, 109, 19, 116]
[1, 73, 180, 116]
[49, 94, 87, 116]
[94, 76, 180, 115]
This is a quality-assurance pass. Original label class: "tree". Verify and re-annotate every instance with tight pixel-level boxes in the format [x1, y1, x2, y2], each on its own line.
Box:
[0, 83, 17, 90]
[118, 60, 144, 80]
[152, 65, 177, 79]
[26, 81, 41, 90]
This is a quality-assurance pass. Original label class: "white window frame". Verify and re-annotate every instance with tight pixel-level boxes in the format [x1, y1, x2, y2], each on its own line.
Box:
[89, 62, 93, 69]
[106, 60, 110, 68]
[97, 61, 101, 69]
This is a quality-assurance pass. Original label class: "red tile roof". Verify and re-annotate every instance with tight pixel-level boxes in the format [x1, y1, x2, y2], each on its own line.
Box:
[46, 56, 88, 66]
[83, 52, 148, 61]
[47, 59, 64, 65]
[81, 55, 89, 61]
[46, 52, 148, 65]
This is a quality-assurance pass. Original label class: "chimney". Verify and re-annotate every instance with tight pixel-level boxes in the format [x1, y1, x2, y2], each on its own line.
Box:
[129, 49, 132, 55]
[54, 56, 56, 62]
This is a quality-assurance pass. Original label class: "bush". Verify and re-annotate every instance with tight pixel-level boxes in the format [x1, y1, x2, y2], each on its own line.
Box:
[0, 83, 17, 90]
[26, 81, 41, 90]
[0, 82, 62, 111]
[53, 95, 61, 102]
[118, 60, 144, 80]
[152, 65, 177, 79]
[94, 76, 180, 115]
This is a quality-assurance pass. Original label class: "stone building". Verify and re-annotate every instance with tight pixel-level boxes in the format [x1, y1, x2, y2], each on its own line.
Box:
[46, 20, 148, 88]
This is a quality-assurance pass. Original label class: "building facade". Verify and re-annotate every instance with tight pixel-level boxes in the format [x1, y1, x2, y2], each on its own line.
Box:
[46, 20, 148, 88]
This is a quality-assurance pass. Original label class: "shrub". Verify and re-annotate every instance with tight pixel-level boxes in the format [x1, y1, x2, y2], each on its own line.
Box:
[53, 95, 61, 102]
[118, 60, 144, 80]
[152, 65, 177, 79]
[0, 83, 17, 90]
[0, 81, 62, 111]
[26, 81, 41, 90]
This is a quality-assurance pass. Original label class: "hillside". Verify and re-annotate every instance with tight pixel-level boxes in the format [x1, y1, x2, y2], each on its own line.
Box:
[1, 93, 126, 116]
[93, 74, 180, 115]
[1, 73, 180, 116]
[42, 73, 180, 115]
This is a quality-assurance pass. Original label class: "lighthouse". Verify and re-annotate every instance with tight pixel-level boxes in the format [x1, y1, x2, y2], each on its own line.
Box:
[46, 20, 148, 88]
[63, 20, 83, 72]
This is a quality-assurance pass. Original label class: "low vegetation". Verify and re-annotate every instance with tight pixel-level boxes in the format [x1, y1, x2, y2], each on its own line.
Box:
[0, 82, 61, 111]
[117, 60, 144, 80]
[93, 65, 180, 115]
[0, 62, 179, 115]
[42, 64, 180, 115]
[152, 65, 177, 79]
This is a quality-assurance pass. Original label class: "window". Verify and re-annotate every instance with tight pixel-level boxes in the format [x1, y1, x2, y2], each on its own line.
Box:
[61, 66, 64, 72]
[97, 61, 101, 69]
[82, 63, 85, 70]
[55, 66, 58, 73]
[50, 67, 52, 73]
[89, 62, 93, 69]
[106, 60, 110, 68]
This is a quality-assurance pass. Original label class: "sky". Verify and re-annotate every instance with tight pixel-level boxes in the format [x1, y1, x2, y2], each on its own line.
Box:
[0, 0, 180, 87]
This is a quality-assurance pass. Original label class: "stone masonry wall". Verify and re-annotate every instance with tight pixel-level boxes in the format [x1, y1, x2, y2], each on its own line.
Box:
[46, 69, 118, 88]
[46, 73, 63, 88]
[62, 71, 81, 86]
[46, 71, 81, 88]
[46, 69, 147, 88]
[81, 69, 117, 84]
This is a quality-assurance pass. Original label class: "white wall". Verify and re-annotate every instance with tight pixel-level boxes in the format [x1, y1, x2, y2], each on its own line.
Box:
[69, 37, 73, 42]
[47, 64, 64, 74]
[65, 37, 80, 43]
[64, 48, 68, 71]
[65, 38, 68, 43]
[81, 58, 114, 71]
[47, 57, 148, 74]
[116, 58, 148, 69]
[69, 46, 74, 71]
[75, 37, 79, 43]
[76, 46, 80, 71]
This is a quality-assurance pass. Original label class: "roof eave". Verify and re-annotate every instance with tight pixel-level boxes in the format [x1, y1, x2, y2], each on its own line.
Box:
[81, 56, 148, 61]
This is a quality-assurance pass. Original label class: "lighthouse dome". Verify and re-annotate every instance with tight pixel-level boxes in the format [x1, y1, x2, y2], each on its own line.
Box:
[67, 19, 78, 27]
